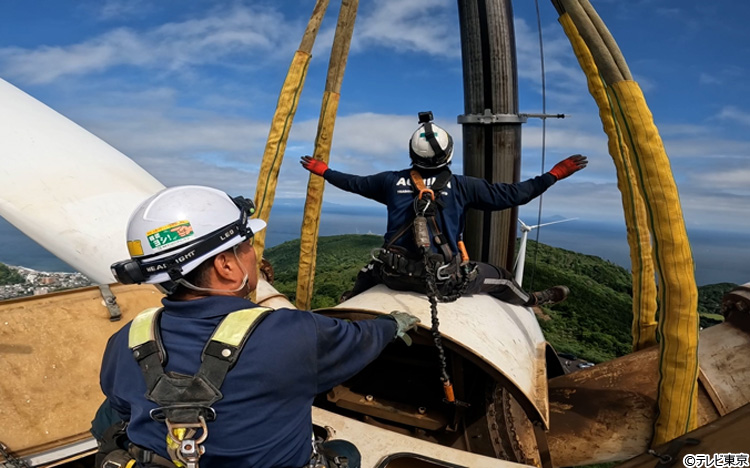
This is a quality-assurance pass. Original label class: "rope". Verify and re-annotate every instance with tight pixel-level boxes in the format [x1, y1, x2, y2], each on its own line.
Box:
[529, 0, 548, 291]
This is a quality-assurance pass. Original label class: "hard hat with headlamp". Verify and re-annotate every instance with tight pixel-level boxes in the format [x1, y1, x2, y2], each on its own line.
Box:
[110, 185, 265, 293]
[409, 111, 454, 169]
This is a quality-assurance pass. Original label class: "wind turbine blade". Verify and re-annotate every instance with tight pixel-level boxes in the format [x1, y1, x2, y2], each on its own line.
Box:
[532, 217, 579, 229]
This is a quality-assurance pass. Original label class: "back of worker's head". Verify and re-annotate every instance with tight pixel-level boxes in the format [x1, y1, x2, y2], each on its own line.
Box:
[409, 111, 454, 169]
[110, 185, 265, 296]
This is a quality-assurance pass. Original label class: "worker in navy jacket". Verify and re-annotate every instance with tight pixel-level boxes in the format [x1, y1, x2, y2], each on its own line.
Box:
[301, 113, 587, 306]
[97, 185, 419, 468]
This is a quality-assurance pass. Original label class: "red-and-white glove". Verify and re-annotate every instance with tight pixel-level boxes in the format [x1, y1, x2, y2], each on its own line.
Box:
[300, 155, 329, 176]
[549, 154, 588, 180]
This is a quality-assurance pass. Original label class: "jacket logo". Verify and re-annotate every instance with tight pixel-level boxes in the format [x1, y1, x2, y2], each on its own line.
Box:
[395, 177, 451, 189]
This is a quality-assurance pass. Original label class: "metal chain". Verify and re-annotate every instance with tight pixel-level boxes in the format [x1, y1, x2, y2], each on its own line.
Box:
[422, 253, 472, 392]
[0, 441, 31, 468]
[428, 293, 450, 384]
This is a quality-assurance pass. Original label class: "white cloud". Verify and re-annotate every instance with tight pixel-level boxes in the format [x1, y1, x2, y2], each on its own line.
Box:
[699, 72, 722, 85]
[91, 0, 153, 21]
[0, 5, 298, 84]
[716, 106, 750, 127]
[355, 0, 460, 57]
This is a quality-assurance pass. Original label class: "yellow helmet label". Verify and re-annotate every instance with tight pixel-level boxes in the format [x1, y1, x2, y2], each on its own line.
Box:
[127, 240, 144, 256]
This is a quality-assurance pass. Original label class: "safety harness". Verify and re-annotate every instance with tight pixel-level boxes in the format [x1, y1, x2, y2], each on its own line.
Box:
[376, 169, 476, 404]
[126, 306, 273, 468]
[377, 169, 475, 298]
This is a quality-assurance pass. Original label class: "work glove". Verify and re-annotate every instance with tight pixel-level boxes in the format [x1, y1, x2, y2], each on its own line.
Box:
[382, 310, 420, 346]
[549, 154, 588, 180]
[300, 155, 329, 177]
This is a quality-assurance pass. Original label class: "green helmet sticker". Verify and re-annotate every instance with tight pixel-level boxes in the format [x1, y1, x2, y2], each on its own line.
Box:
[146, 221, 194, 250]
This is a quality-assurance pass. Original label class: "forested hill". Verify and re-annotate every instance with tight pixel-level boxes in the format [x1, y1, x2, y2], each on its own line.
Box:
[264, 234, 738, 364]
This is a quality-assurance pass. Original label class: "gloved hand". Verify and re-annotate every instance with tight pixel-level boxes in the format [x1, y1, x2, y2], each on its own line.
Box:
[300, 155, 329, 176]
[549, 154, 588, 180]
[387, 310, 420, 345]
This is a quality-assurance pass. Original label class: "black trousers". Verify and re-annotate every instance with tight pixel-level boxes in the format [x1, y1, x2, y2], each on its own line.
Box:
[348, 260, 532, 306]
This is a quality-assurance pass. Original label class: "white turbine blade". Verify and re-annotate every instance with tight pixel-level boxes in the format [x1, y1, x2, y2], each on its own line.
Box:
[518, 218, 531, 231]
[530, 217, 579, 230]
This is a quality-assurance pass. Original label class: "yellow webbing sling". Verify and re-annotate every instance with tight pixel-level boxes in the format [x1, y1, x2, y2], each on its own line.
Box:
[557, 0, 699, 446]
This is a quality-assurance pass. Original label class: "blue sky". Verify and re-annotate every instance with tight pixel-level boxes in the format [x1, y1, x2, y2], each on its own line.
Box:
[0, 0, 748, 285]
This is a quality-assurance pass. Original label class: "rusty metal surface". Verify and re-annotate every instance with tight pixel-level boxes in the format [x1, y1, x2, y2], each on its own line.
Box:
[327, 386, 448, 431]
[546, 318, 750, 467]
[616, 403, 750, 468]
[696, 320, 750, 415]
[722, 282, 750, 329]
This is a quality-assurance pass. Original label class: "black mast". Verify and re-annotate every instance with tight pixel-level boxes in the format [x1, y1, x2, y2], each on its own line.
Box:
[457, 0, 521, 270]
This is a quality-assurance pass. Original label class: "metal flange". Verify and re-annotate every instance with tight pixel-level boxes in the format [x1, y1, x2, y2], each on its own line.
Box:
[457, 108, 567, 125]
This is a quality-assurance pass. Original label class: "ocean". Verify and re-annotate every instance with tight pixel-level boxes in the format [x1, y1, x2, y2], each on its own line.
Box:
[0, 205, 745, 287]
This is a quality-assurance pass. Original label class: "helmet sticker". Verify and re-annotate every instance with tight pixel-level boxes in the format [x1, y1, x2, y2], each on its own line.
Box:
[146, 221, 194, 250]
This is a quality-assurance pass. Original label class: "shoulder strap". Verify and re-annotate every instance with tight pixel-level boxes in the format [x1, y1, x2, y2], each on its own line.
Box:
[129, 307, 167, 391]
[409, 169, 455, 262]
[410, 169, 452, 199]
[128, 306, 273, 395]
[199, 307, 273, 388]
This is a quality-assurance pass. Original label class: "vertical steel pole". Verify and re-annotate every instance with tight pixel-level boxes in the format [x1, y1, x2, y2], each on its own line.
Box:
[457, 0, 521, 269]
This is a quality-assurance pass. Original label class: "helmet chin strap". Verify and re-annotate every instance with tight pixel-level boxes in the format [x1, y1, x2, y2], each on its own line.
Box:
[174, 244, 249, 294]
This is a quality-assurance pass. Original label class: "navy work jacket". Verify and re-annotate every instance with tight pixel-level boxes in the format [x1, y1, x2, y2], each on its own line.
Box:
[100, 295, 397, 468]
[324, 167, 556, 254]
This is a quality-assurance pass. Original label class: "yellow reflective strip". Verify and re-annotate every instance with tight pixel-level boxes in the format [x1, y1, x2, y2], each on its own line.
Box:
[212, 308, 271, 346]
[125, 460, 136, 468]
[128, 308, 161, 348]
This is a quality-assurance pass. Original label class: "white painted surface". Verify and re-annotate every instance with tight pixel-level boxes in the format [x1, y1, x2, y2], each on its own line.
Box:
[312, 406, 533, 468]
[0, 78, 164, 284]
[336, 285, 549, 425]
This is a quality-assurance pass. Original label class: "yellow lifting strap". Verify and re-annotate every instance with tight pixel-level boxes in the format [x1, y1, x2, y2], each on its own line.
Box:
[251, 0, 332, 301]
[556, 0, 699, 447]
[558, 14, 657, 351]
[296, 0, 359, 310]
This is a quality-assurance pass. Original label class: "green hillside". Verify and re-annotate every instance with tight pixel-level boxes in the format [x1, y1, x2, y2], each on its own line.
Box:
[265, 235, 736, 363]
[266, 234, 383, 308]
[0, 263, 24, 285]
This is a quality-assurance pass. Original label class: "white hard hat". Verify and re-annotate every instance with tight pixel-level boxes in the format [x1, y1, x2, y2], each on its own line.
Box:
[111, 185, 265, 286]
[409, 121, 454, 169]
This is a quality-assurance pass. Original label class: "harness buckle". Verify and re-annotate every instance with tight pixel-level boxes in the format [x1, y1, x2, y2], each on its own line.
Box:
[164, 416, 209, 468]
[436, 263, 453, 281]
[370, 248, 385, 263]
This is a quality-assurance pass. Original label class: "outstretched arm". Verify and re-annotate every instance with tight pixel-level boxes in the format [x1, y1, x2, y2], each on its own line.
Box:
[299, 155, 389, 203]
[464, 154, 588, 210]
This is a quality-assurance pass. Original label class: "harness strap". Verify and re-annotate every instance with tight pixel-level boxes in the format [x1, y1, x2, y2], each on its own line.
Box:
[127, 306, 273, 467]
[128, 307, 273, 392]
[409, 169, 435, 202]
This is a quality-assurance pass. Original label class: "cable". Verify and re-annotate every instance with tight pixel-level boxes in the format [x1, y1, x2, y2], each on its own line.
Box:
[529, 0, 547, 291]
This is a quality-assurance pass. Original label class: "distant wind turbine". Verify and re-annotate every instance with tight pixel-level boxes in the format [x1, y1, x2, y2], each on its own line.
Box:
[514, 217, 578, 287]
